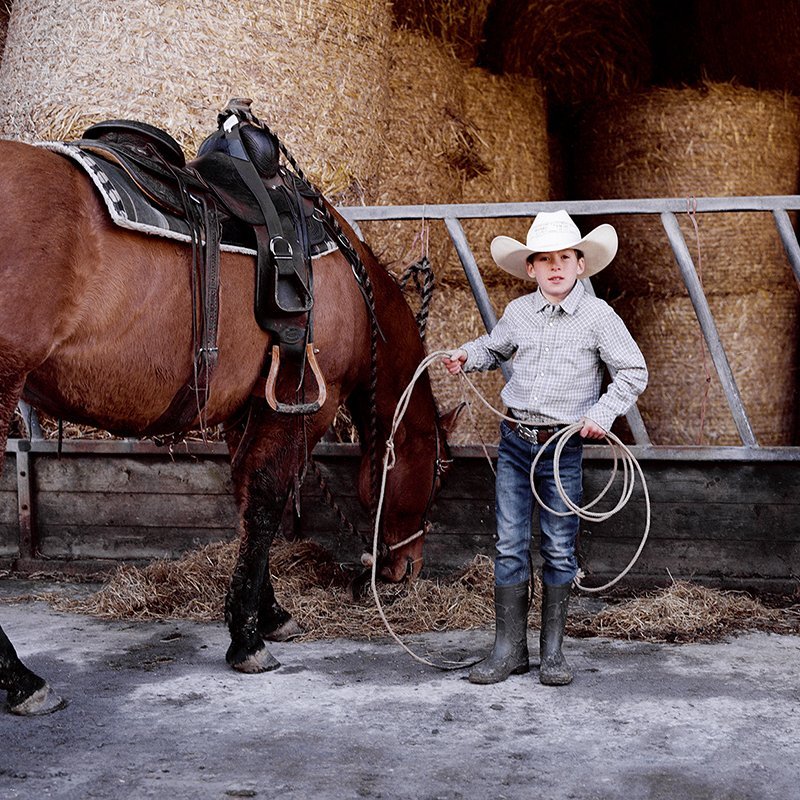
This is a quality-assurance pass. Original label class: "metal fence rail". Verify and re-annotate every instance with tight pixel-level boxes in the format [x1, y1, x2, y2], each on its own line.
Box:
[10, 196, 800, 462]
[341, 196, 800, 461]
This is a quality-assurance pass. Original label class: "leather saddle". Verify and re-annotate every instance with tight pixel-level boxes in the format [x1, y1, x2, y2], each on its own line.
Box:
[75, 100, 328, 426]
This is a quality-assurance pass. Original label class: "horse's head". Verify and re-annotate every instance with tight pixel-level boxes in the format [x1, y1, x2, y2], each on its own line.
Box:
[373, 402, 466, 583]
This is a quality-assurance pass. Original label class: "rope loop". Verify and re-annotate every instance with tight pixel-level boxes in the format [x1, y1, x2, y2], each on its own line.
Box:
[369, 350, 650, 669]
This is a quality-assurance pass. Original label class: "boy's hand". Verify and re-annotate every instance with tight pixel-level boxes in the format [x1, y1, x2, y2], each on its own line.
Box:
[580, 417, 606, 440]
[442, 349, 467, 374]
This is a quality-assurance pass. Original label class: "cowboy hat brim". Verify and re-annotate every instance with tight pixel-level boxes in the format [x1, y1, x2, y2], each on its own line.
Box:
[490, 223, 619, 281]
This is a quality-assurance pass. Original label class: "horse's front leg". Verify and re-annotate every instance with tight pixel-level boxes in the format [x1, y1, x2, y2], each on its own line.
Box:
[224, 463, 290, 673]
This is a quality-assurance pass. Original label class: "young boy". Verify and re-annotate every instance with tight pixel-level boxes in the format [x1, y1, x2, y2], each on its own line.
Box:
[442, 209, 647, 686]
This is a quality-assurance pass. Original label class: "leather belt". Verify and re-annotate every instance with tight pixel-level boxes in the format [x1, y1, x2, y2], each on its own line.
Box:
[506, 419, 564, 445]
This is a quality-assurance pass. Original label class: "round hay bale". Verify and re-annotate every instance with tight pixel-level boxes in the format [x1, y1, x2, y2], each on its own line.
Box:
[391, 0, 492, 63]
[693, 0, 800, 96]
[612, 290, 799, 445]
[481, 0, 652, 107]
[425, 282, 527, 445]
[0, 0, 392, 203]
[574, 83, 800, 296]
[359, 29, 467, 279]
[458, 68, 549, 288]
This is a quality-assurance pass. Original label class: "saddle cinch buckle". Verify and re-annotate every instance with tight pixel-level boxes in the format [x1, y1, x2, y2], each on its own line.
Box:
[264, 340, 327, 415]
[269, 236, 313, 314]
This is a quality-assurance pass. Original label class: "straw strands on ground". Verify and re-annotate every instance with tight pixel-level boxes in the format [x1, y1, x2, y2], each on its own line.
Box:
[0, 0, 392, 203]
[568, 581, 796, 644]
[32, 538, 799, 644]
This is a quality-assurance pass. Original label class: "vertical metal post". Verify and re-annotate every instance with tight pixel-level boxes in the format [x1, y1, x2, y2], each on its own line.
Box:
[771, 209, 800, 290]
[443, 217, 512, 381]
[15, 443, 37, 563]
[660, 212, 756, 446]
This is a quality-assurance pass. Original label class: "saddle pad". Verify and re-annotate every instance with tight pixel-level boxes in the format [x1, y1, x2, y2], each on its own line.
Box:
[37, 141, 339, 261]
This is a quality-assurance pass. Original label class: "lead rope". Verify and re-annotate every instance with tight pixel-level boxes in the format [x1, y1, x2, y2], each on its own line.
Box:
[371, 351, 651, 667]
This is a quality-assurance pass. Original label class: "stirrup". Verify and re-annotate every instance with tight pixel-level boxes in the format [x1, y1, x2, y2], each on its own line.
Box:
[264, 343, 327, 415]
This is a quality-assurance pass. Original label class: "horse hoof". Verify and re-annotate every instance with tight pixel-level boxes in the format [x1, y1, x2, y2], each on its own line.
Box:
[227, 643, 281, 674]
[263, 618, 303, 642]
[9, 685, 68, 716]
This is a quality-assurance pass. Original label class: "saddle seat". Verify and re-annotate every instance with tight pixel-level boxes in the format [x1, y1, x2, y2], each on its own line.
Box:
[76, 100, 329, 420]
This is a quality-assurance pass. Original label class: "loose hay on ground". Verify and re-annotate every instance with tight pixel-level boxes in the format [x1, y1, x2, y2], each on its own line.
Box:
[568, 581, 791, 643]
[39, 539, 800, 644]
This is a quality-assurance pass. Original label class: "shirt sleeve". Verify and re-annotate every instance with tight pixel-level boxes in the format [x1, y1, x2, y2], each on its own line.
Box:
[460, 310, 518, 372]
[584, 309, 649, 432]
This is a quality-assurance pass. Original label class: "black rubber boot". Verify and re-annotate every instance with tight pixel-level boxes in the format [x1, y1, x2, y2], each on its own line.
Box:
[539, 581, 573, 686]
[468, 581, 529, 684]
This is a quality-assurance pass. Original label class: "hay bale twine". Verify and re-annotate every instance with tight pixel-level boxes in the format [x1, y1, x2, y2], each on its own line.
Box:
[482, 0, 652, 107]
[457, 68, 549, 288]
[391, 0, 492, 64]
[574, 83, 800, 296]
[359, 29, 467, 280]
[425, 282, 527, 445]
[0, 0, 392, 203]
[612, 290, 799, 445]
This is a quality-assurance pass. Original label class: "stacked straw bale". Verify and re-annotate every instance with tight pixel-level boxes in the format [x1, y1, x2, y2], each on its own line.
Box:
[391, 0, 492, 64]
[419, 67, 549, 445]
[359, 29, 467, 277]
[693, 0, 800, 97]
[458, 67, 549, 287]
[0, 0, 392, 203]
[482, 0, 652, 107]
[574, 83, 800, 445]
[425, 282, 527, 446]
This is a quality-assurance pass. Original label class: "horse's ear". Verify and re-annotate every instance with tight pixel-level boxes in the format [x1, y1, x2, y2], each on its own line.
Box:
[438, 401, 468, 434]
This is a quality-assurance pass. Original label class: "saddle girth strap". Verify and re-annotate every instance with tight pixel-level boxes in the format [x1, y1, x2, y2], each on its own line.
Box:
[143, 195, 222, 437]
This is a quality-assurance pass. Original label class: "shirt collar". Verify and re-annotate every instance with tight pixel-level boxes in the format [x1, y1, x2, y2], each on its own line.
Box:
[533, 279, 585, 315]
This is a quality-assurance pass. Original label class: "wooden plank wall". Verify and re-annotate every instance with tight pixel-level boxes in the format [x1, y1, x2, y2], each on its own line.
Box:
[1, 448, 798, 592]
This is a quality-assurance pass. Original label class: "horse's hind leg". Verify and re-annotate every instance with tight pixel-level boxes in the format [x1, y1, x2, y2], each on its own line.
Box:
[224, 417, 303, 672]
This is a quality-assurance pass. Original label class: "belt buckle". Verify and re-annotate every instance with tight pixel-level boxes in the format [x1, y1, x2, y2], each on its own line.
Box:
[516, 423, 540, 444]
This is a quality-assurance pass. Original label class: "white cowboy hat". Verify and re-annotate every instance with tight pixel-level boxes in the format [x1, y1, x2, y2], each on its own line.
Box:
[490, 209, 618, 281]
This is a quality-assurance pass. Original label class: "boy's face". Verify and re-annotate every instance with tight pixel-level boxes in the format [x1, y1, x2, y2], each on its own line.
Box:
[526, 248, 585, 303]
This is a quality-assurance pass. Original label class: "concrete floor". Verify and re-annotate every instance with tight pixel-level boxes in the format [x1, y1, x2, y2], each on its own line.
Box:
[1, 590, 799, 800]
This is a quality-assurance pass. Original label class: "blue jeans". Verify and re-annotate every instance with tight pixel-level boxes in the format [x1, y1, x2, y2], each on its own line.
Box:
[494, 420, 583, 587]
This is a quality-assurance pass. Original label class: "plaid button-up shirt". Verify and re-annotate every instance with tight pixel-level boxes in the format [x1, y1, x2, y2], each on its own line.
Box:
[461, 281, 648, 432]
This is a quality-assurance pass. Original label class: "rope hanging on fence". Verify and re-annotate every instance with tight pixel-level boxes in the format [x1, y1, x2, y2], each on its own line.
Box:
[369, 351, 651, 667]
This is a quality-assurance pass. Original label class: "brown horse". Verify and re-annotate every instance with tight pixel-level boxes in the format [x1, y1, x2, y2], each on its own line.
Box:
[0, 137, 454, 673]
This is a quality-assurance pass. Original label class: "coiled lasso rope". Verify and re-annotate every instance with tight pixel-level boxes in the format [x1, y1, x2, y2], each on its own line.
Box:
[368, 350, 650, 667]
